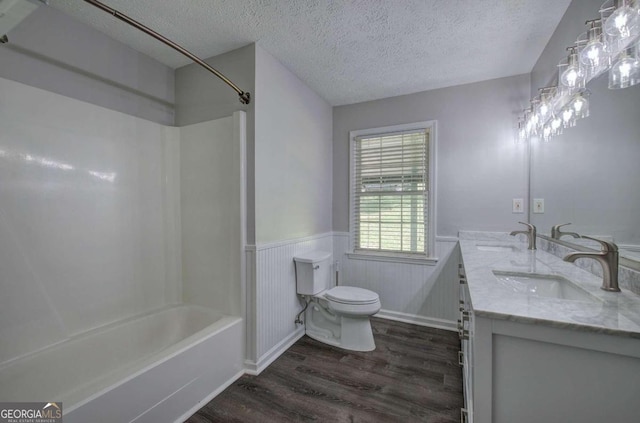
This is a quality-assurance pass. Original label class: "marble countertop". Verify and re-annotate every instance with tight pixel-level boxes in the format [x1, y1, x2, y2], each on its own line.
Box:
[459, 232, 640, 339]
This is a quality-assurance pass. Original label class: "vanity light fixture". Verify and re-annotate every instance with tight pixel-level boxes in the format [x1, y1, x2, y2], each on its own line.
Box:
[516, 0, 640, 143]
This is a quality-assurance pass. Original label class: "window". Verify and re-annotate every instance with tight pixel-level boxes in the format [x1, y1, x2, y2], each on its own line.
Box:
[350, 122, 435, 259]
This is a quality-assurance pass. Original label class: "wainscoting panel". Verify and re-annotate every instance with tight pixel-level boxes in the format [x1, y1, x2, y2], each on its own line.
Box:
[334, 233, 458, 329]
[250, 233, 334, 368]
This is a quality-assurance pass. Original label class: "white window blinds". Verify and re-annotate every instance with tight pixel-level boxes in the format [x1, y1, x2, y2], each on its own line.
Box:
[352, 129, 429, 255]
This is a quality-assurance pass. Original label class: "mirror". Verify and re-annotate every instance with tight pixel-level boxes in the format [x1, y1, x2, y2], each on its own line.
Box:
[530, 73, 640, 264]
[526, 0, 640, 269]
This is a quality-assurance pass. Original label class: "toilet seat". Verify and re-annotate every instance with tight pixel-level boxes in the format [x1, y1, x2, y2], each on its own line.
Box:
[325, 286, 379, 305]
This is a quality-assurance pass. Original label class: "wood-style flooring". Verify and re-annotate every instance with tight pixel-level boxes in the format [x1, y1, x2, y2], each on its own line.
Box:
[187, 318, 463, 423]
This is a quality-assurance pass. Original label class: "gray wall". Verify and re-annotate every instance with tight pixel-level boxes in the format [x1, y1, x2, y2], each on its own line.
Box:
[175, 44, 257, 242]
[333, 74, 531, 238]
[254, 45, 333, 244]
[529, 0, 640, 245]
[0, 6, 174, 125]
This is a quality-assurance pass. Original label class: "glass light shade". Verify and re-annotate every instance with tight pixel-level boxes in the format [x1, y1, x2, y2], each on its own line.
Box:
[571, 91, 591, 119]
[561, 106, 576, 128]
[517, 118, 528, 143]
[542, 124, 553, 142]
[529, 100, 540, 133]
[560, 49, 586, 90]
[523, 109, 534, 137]
[609, 49, 640, 88]
[536, 88, 555, 125]
[580, 23, 609, 69]
[550, 115, 563, 137]
[603, 0, 640, 39]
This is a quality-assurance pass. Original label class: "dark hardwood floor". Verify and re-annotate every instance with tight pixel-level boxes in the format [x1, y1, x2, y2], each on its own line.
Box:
[187, 318, 463, 423]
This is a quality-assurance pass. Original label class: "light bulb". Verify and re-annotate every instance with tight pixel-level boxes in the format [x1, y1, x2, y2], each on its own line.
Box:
[536, 88, 554, 125]
[562, 107, 576, 128]
[604, 0, 639, 38]
[580, 21, 608, 69]
[573, 97, 587, 119]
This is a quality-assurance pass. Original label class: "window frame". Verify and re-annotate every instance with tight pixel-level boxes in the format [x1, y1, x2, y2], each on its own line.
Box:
[349, 121, 437, 263]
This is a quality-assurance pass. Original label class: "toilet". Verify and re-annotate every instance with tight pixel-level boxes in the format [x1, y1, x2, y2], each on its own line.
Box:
[294, 251, 381, 352]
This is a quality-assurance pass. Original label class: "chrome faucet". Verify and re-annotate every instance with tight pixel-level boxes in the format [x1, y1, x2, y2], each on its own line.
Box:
[510, 222, 537, 250]
[563, 236, 620, 292]
[551, 223, 580, 240]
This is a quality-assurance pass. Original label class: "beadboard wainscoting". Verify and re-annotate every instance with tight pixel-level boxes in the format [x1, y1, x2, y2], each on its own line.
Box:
[333, 233, 459, 330]
[245, 232, 460, 374]
[245, 232, 334, 374]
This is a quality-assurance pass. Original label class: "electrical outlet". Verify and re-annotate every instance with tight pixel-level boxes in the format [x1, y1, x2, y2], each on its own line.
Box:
[533, 198, 545, 214]
[512, 198, 524, 213]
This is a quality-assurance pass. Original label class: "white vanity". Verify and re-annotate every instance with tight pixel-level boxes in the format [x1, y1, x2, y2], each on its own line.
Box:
[458, 233, 640, 423]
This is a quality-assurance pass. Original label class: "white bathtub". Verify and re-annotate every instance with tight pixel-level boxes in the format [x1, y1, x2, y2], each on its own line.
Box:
[0, 304, 244, 423]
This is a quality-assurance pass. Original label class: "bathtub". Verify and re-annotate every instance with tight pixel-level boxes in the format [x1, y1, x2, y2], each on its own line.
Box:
[0, 304, 244, 423]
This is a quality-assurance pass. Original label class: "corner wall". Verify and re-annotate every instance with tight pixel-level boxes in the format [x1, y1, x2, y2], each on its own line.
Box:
[246, 45, 333, 370]
[253, 45, 333, 244]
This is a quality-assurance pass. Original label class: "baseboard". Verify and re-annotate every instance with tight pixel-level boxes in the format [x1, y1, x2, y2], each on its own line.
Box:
[244, 327, 305, 375]
[172, 369, 245, 423]
[375, 309, 457, 332]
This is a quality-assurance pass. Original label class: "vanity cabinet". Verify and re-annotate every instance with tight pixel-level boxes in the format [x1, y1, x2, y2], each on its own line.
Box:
[458, 256, 640, 423]
[458, 264, 473, 423]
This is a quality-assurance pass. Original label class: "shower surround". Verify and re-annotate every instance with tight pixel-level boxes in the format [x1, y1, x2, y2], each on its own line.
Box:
[0, 77, 246, 421]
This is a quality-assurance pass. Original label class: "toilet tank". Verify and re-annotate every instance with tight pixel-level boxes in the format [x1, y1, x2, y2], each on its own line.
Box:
[293, 251, 332, 295]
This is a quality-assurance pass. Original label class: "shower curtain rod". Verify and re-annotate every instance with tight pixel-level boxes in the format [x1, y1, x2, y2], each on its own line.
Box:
[83, 0, 251, 105]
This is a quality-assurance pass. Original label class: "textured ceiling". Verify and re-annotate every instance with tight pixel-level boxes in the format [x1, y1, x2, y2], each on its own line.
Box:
[50, 0, 571, 106]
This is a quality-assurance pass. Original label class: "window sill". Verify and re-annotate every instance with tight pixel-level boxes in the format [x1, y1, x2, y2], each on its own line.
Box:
[345, 251, 438, 266]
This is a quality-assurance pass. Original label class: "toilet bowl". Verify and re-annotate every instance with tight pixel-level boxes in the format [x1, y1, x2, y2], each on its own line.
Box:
[294, 252, 381, 352]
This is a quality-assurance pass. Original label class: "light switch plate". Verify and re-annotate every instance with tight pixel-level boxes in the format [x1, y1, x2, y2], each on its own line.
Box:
[513, 198, 524, 214]
[533, 198, 544, 214]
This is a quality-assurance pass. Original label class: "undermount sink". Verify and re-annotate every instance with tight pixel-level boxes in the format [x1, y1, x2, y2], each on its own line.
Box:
[476, 244, 518, 252]
[492, 271, 599, 302]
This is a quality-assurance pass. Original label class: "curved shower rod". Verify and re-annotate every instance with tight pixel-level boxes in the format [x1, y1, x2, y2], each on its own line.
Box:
[83, 0, 251, 105]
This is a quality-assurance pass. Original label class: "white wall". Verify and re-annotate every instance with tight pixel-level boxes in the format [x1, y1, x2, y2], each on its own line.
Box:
[254, 44, 333, 244]
[0, 78, 181, 364]
[180, 115, 244, 316]
[0, 6, 174, 125]
[333, 74, 531, 237]
[529, 0, 640, 245]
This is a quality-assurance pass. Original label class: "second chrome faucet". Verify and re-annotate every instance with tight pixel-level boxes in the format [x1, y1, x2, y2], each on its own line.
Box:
[510, 222, 537, 250]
